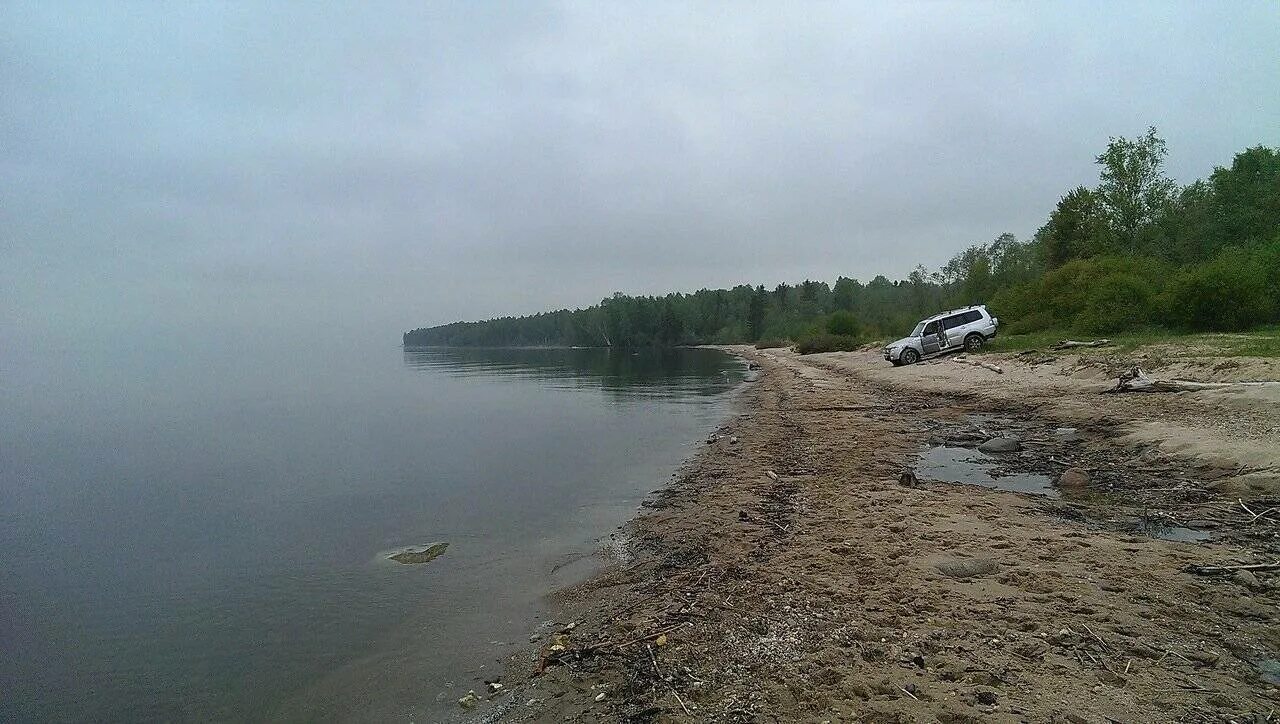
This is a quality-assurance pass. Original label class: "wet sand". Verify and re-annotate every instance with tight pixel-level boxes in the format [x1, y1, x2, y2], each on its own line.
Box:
[485, 345, 1279, 723]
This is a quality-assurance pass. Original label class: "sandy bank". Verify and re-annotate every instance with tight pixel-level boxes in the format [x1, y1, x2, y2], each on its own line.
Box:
[484, 346, 1278, 723]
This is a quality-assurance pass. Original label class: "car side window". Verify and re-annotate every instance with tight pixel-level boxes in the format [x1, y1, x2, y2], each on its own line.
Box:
[966, 310, 983, 323]
[923, 321, 938, 335]
[943, 315, 965, 330]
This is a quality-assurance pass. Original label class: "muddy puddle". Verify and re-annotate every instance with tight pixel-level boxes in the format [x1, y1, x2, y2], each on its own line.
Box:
[917, 445, 1058, 497]
[1128, 520, 1211, 543]
[916, 444, 1211, 544]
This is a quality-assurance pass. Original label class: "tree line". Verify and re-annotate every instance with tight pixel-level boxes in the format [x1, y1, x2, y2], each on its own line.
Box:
[405, 129, 1280, 348]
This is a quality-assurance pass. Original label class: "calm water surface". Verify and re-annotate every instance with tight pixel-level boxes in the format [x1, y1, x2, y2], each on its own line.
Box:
[0, 345, 745, 721]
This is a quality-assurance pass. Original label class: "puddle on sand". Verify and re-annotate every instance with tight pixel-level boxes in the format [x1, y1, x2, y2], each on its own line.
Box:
[917, 446, 1058, 498]
[1130, 521, 1211, 543]
[917, 446, 1212, 543]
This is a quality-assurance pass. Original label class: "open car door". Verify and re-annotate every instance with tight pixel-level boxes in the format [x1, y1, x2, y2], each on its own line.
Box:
[921, 321, 942, 355]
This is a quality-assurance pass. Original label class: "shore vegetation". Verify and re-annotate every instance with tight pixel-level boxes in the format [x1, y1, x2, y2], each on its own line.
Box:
[405, 130, 1280, 352]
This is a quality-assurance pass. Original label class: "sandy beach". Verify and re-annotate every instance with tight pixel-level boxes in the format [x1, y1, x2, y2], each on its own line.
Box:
[488, 344, 1279, 723]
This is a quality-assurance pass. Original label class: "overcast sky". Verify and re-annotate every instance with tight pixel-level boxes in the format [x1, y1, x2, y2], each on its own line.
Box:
[4, 2, 1278, 350]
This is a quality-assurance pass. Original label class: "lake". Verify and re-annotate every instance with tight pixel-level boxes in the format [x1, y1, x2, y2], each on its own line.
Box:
[0, 344, 746, 721]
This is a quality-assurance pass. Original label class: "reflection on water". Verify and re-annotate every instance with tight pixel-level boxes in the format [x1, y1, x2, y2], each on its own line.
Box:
[404, 346, 746, 399]
[2, 344, 746, 723]
[1131, 519, 1211, 543]
[916, 445, 1058, 497]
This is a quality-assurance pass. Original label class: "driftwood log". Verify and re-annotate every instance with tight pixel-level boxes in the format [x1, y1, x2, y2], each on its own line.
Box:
[1186, 561, 1280, 576]
[1108, 367, 1280, 393]
[1054, 339, 1112, 349]
[951, 355, 1003, 374]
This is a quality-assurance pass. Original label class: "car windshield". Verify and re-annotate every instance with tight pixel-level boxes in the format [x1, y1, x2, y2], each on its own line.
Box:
[910, 321, 926, 336]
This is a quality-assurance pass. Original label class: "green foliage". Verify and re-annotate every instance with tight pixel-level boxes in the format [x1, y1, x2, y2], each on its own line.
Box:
[795, 334, 863, 355]
[1074, 272, 1157, 334]
[1038, 187, 1108, 267]
[826, 311, 861, 336]
[989, 256, 1168, 336]
[1162, 247, 1274, 331]
[1209, 146, 1280, 247]
[988, 326, 1280, 359]
[406, 133, 1280, 348]
[1095, 126, 1178, 253]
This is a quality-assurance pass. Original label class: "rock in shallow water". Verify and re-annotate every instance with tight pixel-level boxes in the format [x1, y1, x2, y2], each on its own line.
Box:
[388, 541, 449, 565]
[977, 437, 1021, 453]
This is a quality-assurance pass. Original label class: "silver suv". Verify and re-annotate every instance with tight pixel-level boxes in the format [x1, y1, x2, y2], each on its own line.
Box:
[883, 305, 999, 365]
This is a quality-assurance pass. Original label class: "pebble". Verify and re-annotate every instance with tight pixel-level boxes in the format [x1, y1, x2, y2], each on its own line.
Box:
[1233, 569, 1263, 590]
[1186, 650, 1220, 667]
[1058, 467, 1090, 488]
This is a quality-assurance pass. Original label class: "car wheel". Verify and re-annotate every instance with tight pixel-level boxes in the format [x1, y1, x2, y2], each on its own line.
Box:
[901, 348, 920, 365]
[964, 333, 984, 352]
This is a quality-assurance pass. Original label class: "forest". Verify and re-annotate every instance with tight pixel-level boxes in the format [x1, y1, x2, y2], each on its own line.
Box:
[404, 129, 1280, 350]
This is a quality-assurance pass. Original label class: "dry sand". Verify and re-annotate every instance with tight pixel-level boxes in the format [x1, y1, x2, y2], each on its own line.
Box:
[481, 345, 1279, 723]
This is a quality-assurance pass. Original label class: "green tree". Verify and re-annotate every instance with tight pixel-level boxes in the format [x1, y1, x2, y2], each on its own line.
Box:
[747, 285, 768, 340]
[1095, 126, 1178, 254]
[832, 276, 860, 311]
[826, 311, 860, 336]
[1038, 187, 1108, 267]
[1209, 146, 1280, 247]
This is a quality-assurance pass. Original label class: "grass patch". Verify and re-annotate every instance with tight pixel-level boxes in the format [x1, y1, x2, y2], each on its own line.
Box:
[985, 326, 1280, 358]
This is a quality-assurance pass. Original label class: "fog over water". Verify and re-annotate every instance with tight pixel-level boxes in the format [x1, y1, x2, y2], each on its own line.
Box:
[4, 3, 1278, 352]
[1, 346, 746, 720]
[2, 3, 1277, 720]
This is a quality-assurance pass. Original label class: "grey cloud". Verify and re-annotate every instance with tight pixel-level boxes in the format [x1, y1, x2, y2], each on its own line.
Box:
[2, 1, 1277, 349]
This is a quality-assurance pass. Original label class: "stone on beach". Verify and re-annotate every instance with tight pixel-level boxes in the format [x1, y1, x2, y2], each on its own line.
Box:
[1058, 467, 1090, 488]
[935, 558, 999, 578]
[977, 437, 1021, 453]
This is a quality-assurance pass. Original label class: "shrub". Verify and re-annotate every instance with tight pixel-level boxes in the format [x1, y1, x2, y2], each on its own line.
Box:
[994, 256, 1168, 334]
[795, 334, 862, 354]
[990, 282, 1050, 333]
[1162, 247, 1273, 330]
[826, 311, 861, 336]
[1074, 272, 1157, 334]
[1004, 310, 1055, 335]
[753, 338, 790, 349]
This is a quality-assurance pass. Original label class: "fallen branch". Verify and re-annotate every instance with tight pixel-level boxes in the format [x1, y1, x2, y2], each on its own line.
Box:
[1054, 339, 1111, 349]
[1248, 507, 1278, 523]
[1185, 561, 1280, 576]
[1081, 622, 1111, 652]
[951, 355, 1004, 374]
[613, 622, 690, 649]
[648, 643, 692, 717]
[1108, 367, 1280, 393]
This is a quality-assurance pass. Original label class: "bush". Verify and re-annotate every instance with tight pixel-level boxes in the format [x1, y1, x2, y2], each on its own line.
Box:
[990, 282, 1049, 333]
[993, 256, 1168, 334]
[826, 311, 861, 336]
[1162, 247, 1273, 330]
[753, 338, 790, 349]
[795, 334, 862, 354]
[1003, 310, 1055, 335]
[1074, 272, 1156, 334]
